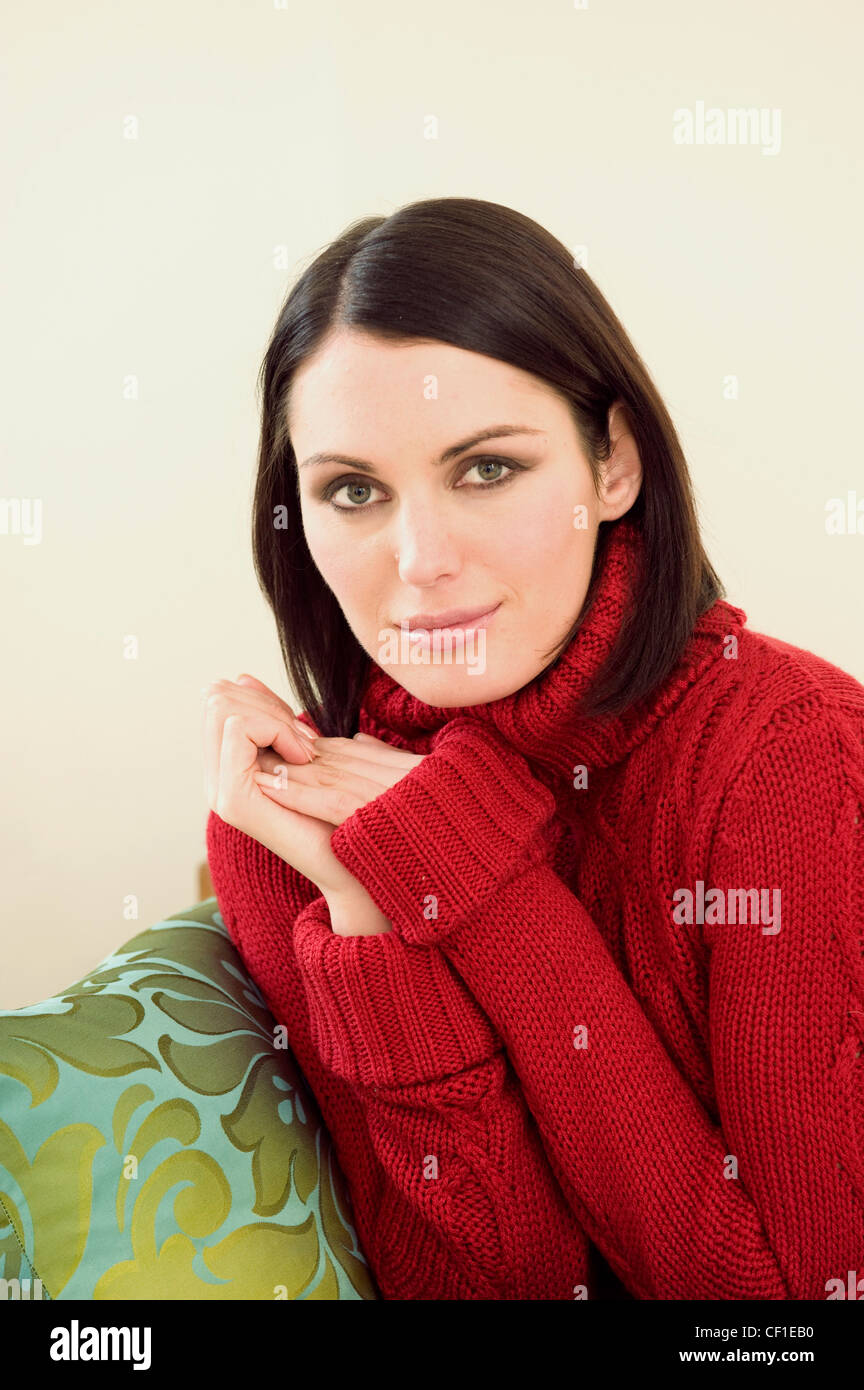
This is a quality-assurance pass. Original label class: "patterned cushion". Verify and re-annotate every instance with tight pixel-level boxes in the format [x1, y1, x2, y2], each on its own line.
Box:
[0, 898, 377, 1301]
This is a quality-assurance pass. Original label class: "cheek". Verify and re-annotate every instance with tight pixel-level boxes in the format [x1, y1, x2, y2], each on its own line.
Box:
[302, 513, 380, 608]
[492, 490, 586, 577]
[302, 511, 349, 587]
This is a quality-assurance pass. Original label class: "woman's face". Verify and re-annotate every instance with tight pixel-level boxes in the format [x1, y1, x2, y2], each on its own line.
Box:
[289, 328, 642, 707]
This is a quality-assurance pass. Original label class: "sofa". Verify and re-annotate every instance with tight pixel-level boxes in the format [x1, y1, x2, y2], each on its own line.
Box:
[0, 898, 378, 1301]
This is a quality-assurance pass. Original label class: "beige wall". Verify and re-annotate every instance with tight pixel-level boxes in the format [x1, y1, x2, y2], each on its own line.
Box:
[2, 0, 862, 1007]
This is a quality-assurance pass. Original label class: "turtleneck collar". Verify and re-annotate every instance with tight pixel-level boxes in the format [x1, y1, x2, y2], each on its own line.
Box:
[357, 518, 747, 787]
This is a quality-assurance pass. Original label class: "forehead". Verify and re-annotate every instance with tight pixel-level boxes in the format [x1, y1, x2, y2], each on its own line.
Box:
[287, 330, 557, 447]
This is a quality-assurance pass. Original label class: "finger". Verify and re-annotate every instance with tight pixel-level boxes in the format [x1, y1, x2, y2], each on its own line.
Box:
[254, 757, 321, 788]
[236, 673, 274, 692]
[257, 745, 326, 778]
[256, 747, 284, 776]
[253, 763, 384, 826]
[235, 673, 305, 720]
[255, 756, 390, 800]
[257, 739, 394, 777]
[306, 748, 421, 789]
[214, 678, 320, 743]
[258, 749, 395, 792]
[316, 734, 422, 768]
[220, 712, 258, 783]
[213, 676, 297, 722]
[205, 693, 313, 809]
[255, 777, 362, 827]
[218, 714, 300, 847]
[215, 713, 258, 828]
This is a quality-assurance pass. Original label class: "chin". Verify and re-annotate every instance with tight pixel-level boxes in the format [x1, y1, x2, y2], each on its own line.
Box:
[390, 664, 524, 708]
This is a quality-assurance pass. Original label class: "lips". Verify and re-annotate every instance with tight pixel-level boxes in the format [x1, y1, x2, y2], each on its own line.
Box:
[398, 603, 501, 631]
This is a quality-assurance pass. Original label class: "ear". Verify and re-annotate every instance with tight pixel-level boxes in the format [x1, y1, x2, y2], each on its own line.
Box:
[596, 402, 642, 522]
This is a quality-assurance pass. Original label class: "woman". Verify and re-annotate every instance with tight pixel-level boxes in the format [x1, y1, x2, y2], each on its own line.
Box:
[204, 196, 864, 1300]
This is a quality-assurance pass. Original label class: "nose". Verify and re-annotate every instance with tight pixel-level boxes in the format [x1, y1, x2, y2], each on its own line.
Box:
[390, 504, 464, 587]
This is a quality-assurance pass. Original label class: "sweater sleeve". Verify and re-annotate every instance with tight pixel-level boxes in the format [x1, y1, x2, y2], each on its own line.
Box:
[292, 896, 593, 1299]
[206, 805, 593, 1298]
[324, 715, 864, 1300]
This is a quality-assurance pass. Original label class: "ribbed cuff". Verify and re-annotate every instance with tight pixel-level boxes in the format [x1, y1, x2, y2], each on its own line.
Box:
[292, 895, 501, 1088]
[329, 718, 557, 946]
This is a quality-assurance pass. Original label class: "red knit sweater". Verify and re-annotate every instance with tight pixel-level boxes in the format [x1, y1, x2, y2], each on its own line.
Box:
[206, 519, 864, 1300]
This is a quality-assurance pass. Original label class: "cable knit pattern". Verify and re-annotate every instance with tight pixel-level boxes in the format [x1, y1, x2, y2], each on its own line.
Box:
[206, 517, 864, 1299]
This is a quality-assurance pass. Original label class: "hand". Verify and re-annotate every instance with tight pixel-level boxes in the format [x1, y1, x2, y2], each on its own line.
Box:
[234, 671, 426, 822]
[254, 725, 427, 936]
[253, 727, 427, 827]
[204, 675, 361, 900]
[212, 672, 323, 753]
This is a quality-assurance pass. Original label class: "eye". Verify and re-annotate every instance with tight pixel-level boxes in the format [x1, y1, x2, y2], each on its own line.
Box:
[323, 479, 387, 511]
[458, 456, 518, 488]
[319, 455, 524, 513]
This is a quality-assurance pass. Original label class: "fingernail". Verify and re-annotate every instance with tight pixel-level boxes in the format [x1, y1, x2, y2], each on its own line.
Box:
[294, 723, 318, 742]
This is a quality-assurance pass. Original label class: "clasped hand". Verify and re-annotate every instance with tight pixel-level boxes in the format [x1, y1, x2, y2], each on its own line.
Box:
[203, 673, 425, 934]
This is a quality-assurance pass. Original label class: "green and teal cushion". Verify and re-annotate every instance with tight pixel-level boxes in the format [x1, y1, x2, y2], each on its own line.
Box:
[0, 898, 377, 1301]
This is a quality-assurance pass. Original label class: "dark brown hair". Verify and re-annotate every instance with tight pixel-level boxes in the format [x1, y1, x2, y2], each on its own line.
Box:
[252, 196, 724, 737]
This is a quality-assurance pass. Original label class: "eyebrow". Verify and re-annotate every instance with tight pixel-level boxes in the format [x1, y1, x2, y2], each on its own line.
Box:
[297, 424, 546, 474]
